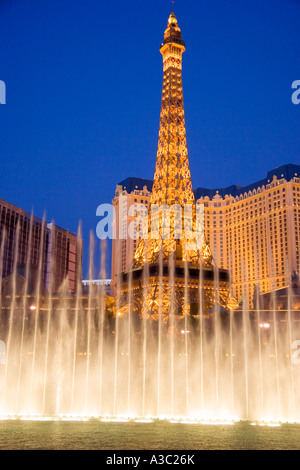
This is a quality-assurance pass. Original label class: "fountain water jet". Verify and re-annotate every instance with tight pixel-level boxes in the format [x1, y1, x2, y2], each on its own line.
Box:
[0, 227, 299, 422]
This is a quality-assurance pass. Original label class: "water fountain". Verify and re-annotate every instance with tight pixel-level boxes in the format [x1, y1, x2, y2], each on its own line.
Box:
[0, 222, 299, 424]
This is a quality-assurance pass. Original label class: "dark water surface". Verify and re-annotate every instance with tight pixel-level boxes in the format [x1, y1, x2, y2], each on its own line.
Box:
[0, 420, 300, 450]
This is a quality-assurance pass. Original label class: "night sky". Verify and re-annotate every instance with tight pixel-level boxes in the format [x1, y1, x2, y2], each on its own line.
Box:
[0, 0, 299, 277]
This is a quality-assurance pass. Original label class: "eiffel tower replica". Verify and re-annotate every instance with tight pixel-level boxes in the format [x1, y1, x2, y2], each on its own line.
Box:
[117, 12, 237, 320]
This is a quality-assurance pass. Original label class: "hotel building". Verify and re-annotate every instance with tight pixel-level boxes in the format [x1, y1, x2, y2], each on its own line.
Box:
[0, 198, 82, 293]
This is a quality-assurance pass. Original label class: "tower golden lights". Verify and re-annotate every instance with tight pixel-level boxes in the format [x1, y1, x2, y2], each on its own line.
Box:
[117, 12, 238, 319]
[134, 12, 212, 268]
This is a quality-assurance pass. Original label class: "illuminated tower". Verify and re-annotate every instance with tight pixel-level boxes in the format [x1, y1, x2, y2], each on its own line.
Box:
[152, 11, 193, 208]
[117, 13, 237, 318]
[134, 11, 212, 270]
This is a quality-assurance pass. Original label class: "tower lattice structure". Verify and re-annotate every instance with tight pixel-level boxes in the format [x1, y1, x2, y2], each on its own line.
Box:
[117, 13, 238, 319]
[134, 12, 212, 269]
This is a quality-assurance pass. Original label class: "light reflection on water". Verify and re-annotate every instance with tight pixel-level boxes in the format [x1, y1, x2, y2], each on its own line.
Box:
[0, 420, 300, 450]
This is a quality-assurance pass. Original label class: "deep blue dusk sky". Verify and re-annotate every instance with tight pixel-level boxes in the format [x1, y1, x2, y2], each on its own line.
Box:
[0, 0, 299, 276]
